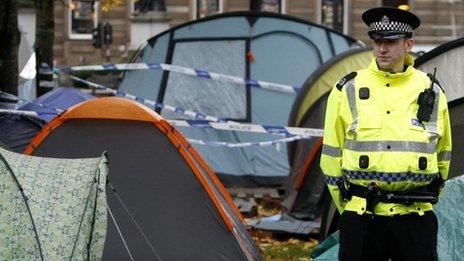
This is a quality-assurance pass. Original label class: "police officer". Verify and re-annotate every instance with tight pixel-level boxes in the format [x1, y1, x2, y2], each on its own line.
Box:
[320, 7, 452, 261]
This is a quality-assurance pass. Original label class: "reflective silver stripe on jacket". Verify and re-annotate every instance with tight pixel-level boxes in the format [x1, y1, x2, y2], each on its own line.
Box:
[322, 144, 342, 157]
[346, 82, 358, 131]
[425, 83, 441, 139]
[343, 170, 439, 183]
[344, 140, 437, 154]
[438, 150, 452, 161]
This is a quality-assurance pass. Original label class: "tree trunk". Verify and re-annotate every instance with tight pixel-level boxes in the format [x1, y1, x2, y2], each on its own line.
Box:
[0, 0, 20, 96]
[35, 0, 54, 96]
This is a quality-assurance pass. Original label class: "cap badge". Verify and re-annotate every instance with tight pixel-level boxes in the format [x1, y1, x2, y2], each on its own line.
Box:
[381, 15, 390, 24]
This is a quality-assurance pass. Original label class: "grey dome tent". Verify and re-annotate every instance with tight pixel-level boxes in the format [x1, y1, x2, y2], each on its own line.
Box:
[26, 97, 261, 260]
[0, 146, 107, 260]
[415, 37, 464, 103]
[447, 98, 464, 179]
[118, 11, 359, 186]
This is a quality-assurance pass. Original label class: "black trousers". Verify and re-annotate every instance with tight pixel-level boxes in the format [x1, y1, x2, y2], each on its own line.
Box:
[339, 211, 438, 261]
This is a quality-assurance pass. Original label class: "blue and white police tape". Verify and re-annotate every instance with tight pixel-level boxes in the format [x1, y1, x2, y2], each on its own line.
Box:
[0, 108, 313, 147]
[68, 75, 324, 138]
[0, 109, 41, 118]
[58, 63, 301, 94]
[68, 75, 227, 122]
[187, 135, 311, 148]
[168, 119, 324, 138]
[0, 90, 63, 115]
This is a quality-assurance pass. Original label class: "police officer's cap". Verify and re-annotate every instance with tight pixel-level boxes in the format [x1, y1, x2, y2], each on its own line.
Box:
[362, 7, 421, 40]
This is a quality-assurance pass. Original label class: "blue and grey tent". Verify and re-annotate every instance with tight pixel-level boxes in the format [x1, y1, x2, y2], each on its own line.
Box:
[118, 11, 359, 186]
[0, 87, 94, 152]
[19, 87, 94, 122]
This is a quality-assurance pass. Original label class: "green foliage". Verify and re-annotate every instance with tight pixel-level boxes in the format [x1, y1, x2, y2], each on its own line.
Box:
[101, 0, 123, 12]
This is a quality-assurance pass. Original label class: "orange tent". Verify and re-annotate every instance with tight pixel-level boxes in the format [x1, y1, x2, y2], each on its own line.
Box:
[26, 97, 261, 260]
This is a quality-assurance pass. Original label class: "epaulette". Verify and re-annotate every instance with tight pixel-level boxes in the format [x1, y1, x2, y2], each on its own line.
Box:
[336, 71, 357, 91]
[427, 73, 445, 93]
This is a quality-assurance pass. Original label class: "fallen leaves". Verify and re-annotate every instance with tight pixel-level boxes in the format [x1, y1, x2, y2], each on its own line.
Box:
[254, 231, 318, 260]
[249, 199, 319, 260]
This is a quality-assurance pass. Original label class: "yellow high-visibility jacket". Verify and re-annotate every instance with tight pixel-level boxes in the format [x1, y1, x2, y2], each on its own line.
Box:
[320, 54, 452, 216]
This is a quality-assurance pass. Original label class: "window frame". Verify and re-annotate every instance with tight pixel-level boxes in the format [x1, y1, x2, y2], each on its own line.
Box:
[131, 0, 167, 14]
[317, 0, 349, 34]
[381, 0, 410, 9]
[192, 0, 224, 20]
[192, 0, 287, 20]
[68, 0, 100, 40]
[250, 0, 286, 14]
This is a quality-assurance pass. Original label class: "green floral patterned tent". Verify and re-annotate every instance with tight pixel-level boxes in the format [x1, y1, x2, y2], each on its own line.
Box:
[0, 147, 108, 260]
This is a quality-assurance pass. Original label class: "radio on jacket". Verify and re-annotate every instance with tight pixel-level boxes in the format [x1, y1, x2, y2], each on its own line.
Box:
[417, 68, 437, 122]
[417, 87, 435, 122]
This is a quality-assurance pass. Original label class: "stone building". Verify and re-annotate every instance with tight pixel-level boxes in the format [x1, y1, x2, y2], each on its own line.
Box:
[47, 0, 464, 66]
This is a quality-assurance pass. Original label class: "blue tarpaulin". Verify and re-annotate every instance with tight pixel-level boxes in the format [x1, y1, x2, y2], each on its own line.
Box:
[19, 87, 94, 122]
[0, 88, 94, 152]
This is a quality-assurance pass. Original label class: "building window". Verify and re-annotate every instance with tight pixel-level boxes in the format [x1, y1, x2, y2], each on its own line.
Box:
[196, 0, 222, 19]
[320, 0, 346, 33]
[382, 0, 410, 10]
[69, 0, 99, 40]
[250, 0, 282, 13]
[133, 0, 166, 13]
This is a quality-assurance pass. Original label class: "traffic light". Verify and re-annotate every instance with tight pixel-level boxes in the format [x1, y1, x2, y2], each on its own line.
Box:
[103, 22, 113, 45]
[92, 23, 103, 48]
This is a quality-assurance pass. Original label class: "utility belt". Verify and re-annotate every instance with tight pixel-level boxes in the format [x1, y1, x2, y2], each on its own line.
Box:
[337, 175, 443, 213]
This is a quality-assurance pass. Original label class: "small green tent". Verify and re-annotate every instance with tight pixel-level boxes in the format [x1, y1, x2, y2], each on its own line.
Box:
[0, 146, 107, 260]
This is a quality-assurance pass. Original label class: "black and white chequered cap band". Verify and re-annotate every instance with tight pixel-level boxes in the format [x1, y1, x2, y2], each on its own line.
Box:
[369, 20, 413, 33]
